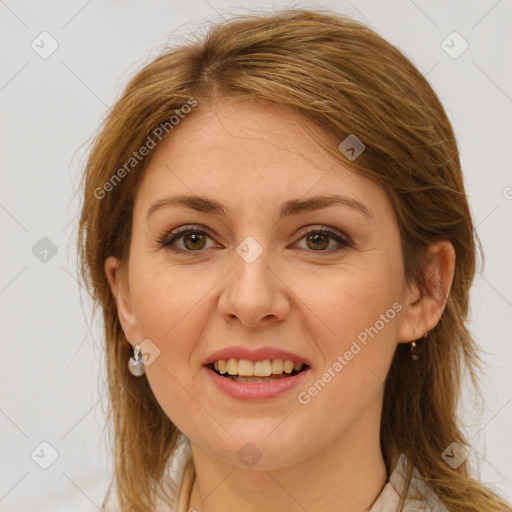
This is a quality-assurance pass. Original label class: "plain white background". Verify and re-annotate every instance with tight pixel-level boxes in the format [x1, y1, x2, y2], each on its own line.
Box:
[0, 0, 511, 510]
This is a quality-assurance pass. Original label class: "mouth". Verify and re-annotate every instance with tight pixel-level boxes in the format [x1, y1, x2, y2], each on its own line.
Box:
[205, 358, 310, 383]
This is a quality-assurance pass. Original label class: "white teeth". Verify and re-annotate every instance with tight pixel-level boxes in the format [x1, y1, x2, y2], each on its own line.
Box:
[238, 359, 254, 376]
[227, 358, 238, 375]
[271, 358, 284, 374]
[229, 375, 284, 383]
[283, 360, 294, 374]
[254, 359, 272, 377]
[211, 357, 304, 377]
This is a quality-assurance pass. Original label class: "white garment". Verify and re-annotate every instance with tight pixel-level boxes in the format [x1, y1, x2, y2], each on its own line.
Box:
[369, 451, 449, 512]
[105, 432, 449, 511]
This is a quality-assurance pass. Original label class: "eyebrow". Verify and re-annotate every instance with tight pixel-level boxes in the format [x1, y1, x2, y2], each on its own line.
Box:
[146, 194, 374, 222]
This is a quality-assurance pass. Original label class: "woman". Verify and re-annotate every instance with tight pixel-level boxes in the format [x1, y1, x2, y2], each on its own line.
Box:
[77, 8, 511, 512]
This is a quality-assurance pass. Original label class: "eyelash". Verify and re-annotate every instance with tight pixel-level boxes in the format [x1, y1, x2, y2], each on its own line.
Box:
[157, 224, 352, 255]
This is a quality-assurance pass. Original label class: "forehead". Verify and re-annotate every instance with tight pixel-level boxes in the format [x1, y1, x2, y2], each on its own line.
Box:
[150, 100, 337, 171]
[133, 100, 391, 225]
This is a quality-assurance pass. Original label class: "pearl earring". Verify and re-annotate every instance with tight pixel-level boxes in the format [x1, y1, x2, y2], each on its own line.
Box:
[410, 330, 428, 362]
[410, 341, 419, 361]
[128, 344, 145, 376]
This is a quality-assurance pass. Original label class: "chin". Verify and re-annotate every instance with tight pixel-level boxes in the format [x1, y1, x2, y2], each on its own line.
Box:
[194, 428, 314, 471]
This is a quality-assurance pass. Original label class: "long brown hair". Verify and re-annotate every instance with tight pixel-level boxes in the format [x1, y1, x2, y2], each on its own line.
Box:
[76, 7, 511, 511]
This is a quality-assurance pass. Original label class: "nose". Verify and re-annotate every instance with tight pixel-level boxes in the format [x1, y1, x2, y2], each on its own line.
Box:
[217, 244, 291, 329]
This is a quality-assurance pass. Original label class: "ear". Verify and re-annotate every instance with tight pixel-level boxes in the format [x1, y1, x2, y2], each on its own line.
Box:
[104, 256, 138, 345]
[396, 240, 456, 343]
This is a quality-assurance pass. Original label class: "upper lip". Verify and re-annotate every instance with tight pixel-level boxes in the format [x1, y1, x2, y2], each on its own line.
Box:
[203, 346, 311, 367]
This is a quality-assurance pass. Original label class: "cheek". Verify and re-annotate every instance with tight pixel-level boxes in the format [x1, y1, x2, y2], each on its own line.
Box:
[129, 264, 213, 430]
[130, 261, 213, 339]
[308, 258, 402, 385]
[315, 260, 401, 336]
[296, 274, 400, 435]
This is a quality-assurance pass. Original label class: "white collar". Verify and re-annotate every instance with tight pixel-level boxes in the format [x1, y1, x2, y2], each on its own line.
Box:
[370, 452, 448, 511]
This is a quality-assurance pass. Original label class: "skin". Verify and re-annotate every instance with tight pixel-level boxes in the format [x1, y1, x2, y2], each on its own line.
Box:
[105, 99, 455, 512]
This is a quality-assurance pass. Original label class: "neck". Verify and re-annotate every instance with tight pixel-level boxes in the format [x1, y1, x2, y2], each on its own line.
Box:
[188, 390, 387, 512]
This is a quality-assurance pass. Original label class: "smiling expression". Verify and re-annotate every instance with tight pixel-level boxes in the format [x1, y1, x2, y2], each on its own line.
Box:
[106, 99, 415, 469]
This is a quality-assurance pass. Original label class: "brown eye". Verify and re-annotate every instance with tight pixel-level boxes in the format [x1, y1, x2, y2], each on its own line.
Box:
[305, 233, 330, 251]
[159, 224, 351, 255]
[159, 226, 215, 253]
[294, 226, 350, 252]
[182, 232, 207, 250]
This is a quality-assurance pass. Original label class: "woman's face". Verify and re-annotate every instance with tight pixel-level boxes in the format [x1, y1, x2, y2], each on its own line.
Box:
[106, 100, 421, 470]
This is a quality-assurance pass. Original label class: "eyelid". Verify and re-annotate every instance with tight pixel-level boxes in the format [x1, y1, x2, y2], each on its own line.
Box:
[159, 224, 212, 247]
[159, 223, 352, 253]
[293, 224, 350, 245]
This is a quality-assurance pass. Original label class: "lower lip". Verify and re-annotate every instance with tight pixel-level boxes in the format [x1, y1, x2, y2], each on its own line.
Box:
[203, 365, 310, 401]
